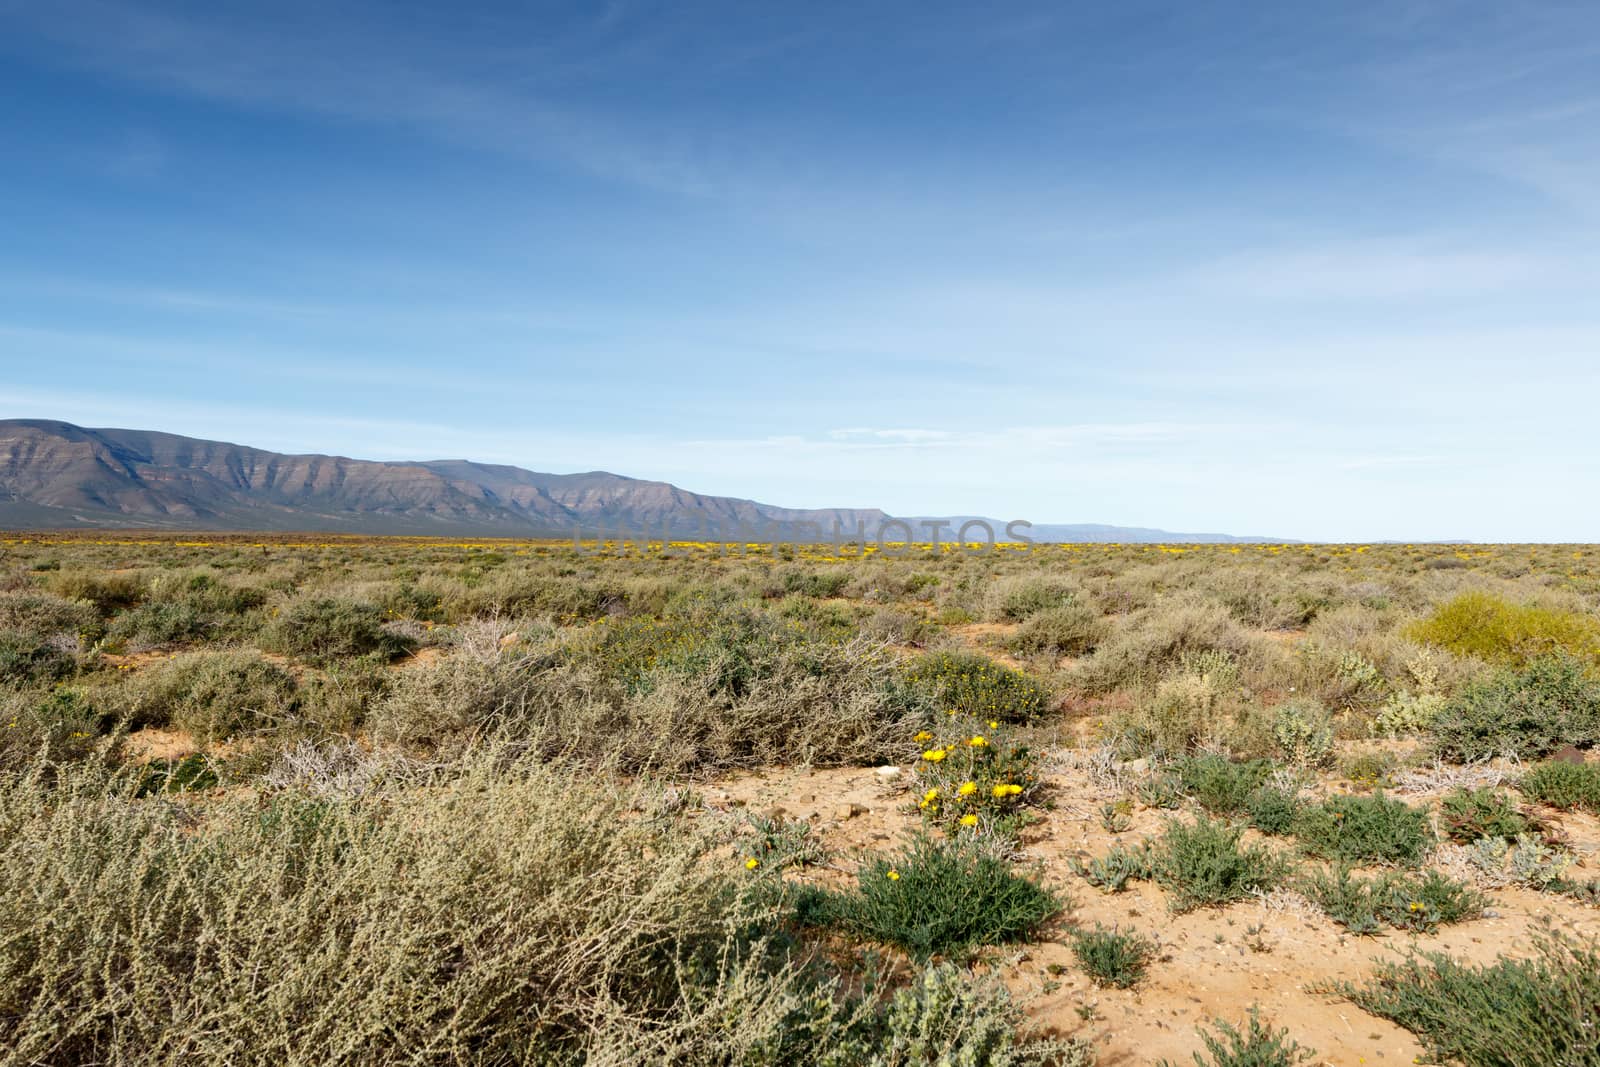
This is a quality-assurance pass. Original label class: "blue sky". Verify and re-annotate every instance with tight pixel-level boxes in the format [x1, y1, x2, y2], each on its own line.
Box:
[2, 1, 1597, 540]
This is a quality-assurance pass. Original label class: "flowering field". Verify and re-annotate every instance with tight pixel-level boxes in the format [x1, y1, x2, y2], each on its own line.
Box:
[2, 534, 1599, 1065]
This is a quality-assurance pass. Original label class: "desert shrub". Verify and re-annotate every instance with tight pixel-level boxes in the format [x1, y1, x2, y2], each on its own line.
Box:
[135, 752, 220, 796]
[1453, 833, 1577, 891]
[1153, 816, 1290, 913]
[265, 597, 416, 664]
[863, 962, 1093, 1066]
[736, 812, 829, 872]
[4, 752, 1074, 1066]
[1340, 750, 1400, 791]
[1245, 785, 1301, 836]
[1338, 931, 1600, 1067]
[1106, 654, 1240, 758]
[1406, 591, 1600, 668]
[1076, 841, 1156, 893]
[1137, 768, 1185, 809]
[108, 601, 210, 647]
[911, 720, 1041, 838]
[1428, 655, 1600, 761]
[775, 566, 851, 599]
[901, 651, 1048, 724]
[0, 688, 104, 769]
[1175, 755, 1273, 816]
[0, 630, 77, 685]
[1292, 793, 1433, 866]
[376, 623, 926, 771]
[1519, 760, 1600, 813]
[1071, 924, 1159, 988]
[1074, 602, 1257, 693]
[0, 591, 98, 641]
[1270, 699, 1333, 767]
[1369, 652, 1451, 738]
[123, 650, 299, 741]
[1439, 787, 1533, 843]
[1158, 1008, 1315, 1067]
[1298, 866, 1485, 935]
[810, 835, 1062, 960]
[45, 570, 146, 614]
[1009, 602, 1105, 655]
[983, 575, 1082, 621]
[164, 572, 270, 616]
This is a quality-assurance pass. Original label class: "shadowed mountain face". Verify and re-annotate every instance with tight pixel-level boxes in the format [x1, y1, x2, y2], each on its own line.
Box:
[0, 420, 889, 537]
[0, 420, 1276, 541]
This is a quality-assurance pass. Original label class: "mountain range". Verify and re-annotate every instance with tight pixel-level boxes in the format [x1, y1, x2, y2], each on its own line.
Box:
[0, 419, 1279, 543]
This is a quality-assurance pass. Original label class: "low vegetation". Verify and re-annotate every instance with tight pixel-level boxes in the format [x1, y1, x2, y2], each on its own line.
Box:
[3, 534, 1599, 1063]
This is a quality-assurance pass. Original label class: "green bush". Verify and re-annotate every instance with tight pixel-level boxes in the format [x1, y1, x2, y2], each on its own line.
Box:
[1519, 760, 1600, 813]
[1439, 787, 1533, 843]
[1406, 591, 1600, 668]
[0, 591, 99, 640]
[108, 601, 210, 647]
[0, 687, 104, 770]
[1153, 816, 1290, 913]
[985, 576, 1082, 621]
[0, 630, 77, 685]
[810, 835, 1062, 960]
[1339, 931, 1600, 1067]
[1244, 785, 1301, 836]
[267, 598, 415, 664]
[1176, 755, 1273, 816]
[124, 651, 300, 741]
[1076, 842, 1155, 893]
[1292, 793, 1433, 866]
[1298, 866, 1484, 935]
[1429, 656, 1600, 761]
[862, 962, 1093, 1066]
[1158, 1008, 1315, 1067]
[901, 651, 1049, 724]
[1010, 602, 1105, 655]
[1070, 924, 1159, 988]
[46, 570, 146, 614]
[1270, 699, 1333, 768]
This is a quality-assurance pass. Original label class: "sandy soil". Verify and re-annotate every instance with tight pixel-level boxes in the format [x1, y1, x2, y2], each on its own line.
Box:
[708, 756, 1600, 1066]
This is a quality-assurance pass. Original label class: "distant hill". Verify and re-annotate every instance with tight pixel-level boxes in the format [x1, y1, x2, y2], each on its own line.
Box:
[0, 420, 1281, 542]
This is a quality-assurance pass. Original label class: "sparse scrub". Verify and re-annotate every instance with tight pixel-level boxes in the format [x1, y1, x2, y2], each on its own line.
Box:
[1153, 816, 1290, 913]
[1338, 931, 1600, 1067]
[1071, 924, 1159, 988]
[1159, 1007, 1315, 1067]
[1518, 759, 1600, 812]
[266, 597, 416, 664]
[1010, 602, 1105, 655]
[1429, 654, 1600, 761]
[1298, 866, 1485, 934]
[1175, 754, 1273, 816]
[901, 650, 1049, 724]
[1439, 787, 1535, 843]
[1292, 793, 1433, 866]
[121, 650, 299, 741]
[811, 835, 1063, 960]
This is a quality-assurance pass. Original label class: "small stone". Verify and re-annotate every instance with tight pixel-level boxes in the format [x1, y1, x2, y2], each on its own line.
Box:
[874, 765, 901, 780]
[498, 632, 521, 647]
[835, 803, 868, 819]
[1126, 757, 1150, 774]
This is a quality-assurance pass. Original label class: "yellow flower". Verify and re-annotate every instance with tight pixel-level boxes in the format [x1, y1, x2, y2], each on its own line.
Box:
[967, 735, 989, 748]
[913, 730, 933, 743]
[958, 781, 977, 797]
[1408, 901, 1423, 913]
[922, 749, 946, 763]
[886, 870, 901, 881]
[959, 814, 979, 827]
[923, 788, 940, 802]
[745, 858, 760, 870]
[987, 720, 999, 730]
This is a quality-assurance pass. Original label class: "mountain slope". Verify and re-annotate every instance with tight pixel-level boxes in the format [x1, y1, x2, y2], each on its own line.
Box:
[0, 419, 1278, 541]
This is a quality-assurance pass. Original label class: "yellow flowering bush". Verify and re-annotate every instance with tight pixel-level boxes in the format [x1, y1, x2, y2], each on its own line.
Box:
[911, 716, 1040, 836]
